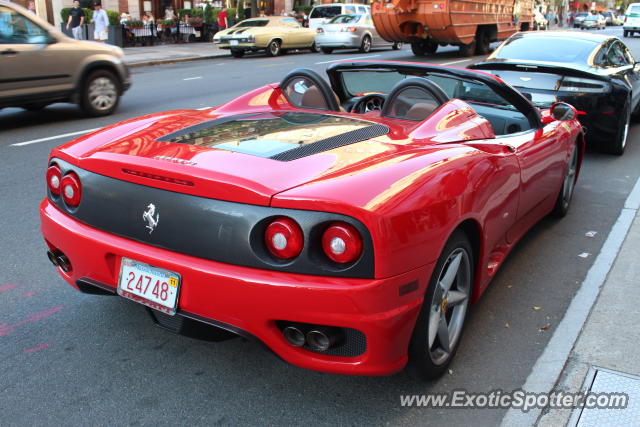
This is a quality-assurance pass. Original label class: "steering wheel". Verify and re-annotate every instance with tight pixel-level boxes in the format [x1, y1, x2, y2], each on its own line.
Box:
[352, 94, 386, 114]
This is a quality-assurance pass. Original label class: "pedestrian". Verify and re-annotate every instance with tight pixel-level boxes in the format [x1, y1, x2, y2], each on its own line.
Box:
[244, 2, 251, 19]
[164, 6, 176, 20]
[65, 0, 85, 40]
[92, 2, 109, 43]
[218, 7, 228, 30]
[27, 1, 36, 14]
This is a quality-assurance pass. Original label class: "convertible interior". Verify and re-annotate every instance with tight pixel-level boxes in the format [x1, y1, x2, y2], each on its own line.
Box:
[279, 65, 535, 137]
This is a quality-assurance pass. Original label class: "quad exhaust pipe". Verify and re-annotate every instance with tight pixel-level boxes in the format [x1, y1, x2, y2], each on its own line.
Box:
[282, 323, 343, 351]
[46, 249, 71, 273]
[283, 326, 306, 347]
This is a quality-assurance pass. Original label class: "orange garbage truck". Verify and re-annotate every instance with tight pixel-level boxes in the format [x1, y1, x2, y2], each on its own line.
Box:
[371, 0, 534, 57]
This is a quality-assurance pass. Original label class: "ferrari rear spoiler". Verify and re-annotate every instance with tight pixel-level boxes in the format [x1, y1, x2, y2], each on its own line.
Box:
[469, 61, 611, 83]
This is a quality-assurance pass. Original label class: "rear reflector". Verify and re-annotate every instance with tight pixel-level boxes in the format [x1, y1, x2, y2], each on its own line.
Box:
[322, 222, 362, 264]
[61, 172, 82, 207]
[46, 164, 62, 195]
[264, 217, 304, 260]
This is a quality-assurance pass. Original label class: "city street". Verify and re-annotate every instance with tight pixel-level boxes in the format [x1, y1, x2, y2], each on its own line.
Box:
[1, 26, 640, 425]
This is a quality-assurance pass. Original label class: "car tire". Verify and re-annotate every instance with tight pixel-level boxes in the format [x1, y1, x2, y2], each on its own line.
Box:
[320, 47, 333, 54]
[309, 42, 319, 53]
[411, 39, 437, 56]
[551, 142, 579, 218]
[475, 28, 490, 55]
[266, 39, 281, 56]
[424, 39, 438, 54]
[80, 69, 120, 117]
[230, 49, 245, 58]
[392, 42, 402, 50]
[359, 35, 371, 53]
[623, 30, 628, 37]
[408, 229, 473, 381]
[411, 41, 425, 56]
[459, 40, 476, 57]
[607, 100, 630, 155]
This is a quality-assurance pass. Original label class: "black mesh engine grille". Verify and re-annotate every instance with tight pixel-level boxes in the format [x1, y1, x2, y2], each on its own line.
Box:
[270, 124, 389, 161]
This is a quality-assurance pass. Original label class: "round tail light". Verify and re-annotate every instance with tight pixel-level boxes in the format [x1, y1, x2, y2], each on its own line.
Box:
[46, 164, 62, 195]
[61, 172, 82, 207]
[322, 222, 362, 264]
[264, 217, 304, 260]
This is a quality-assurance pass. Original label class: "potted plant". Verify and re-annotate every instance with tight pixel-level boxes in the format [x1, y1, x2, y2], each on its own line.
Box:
[127, 19, 144, 29]
[188, 17, 204, 27]
[158, 19, 176, 28]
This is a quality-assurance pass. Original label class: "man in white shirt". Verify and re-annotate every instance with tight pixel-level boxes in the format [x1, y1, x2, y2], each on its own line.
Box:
[92, 2, 109, 42]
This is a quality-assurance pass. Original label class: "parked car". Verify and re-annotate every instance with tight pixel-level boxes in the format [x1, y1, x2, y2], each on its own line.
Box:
[623, 3, 640, 36]
[0, 0, 130, 116]
[573, 12, 589, 27]
[602, 11, 622, 25]
[41, 61, 584, 380]
[308, 3, 369, 29]
[469, 31, 640, 155]
[316, 14, 401, 53]
[213, 16, 317, 57]
[533, 10, 548, 30]
[581, 13, 606, 30]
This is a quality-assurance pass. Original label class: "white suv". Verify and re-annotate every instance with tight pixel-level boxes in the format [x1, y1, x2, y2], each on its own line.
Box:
[623, 3, 640, 36]
[308, 3, 370, 29]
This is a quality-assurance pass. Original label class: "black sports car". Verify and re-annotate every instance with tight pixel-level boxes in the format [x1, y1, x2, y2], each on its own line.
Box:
[470, 31, 640, 155]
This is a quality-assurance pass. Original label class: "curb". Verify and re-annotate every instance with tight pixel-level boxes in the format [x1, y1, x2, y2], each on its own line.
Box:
[125, 53, 229, 68]
[500, 176, 640, 426]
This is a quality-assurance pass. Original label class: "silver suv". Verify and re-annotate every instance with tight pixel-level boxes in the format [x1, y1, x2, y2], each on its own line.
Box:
[0, 1, 130, 116]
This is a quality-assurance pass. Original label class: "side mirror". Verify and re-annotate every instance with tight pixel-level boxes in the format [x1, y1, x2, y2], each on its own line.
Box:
[634, 61, 640, 72]
[550, 102, 576, 121]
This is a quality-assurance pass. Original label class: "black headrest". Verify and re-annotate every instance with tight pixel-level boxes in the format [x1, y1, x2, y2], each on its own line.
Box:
[381, 77, 450, 119]
[280, 68, 340, 112]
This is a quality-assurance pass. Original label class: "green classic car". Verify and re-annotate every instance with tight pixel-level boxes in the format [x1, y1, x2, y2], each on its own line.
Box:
[214, 16, 318, 57]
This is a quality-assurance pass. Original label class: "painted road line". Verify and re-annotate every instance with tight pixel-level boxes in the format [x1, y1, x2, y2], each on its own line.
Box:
[315, 54, 381, 65]
[500, 175, 640, 426]
[183, 76, 203, 80]
[258, 61, 294, 68]
[442, 59, 474, 66]
[11, 128, 101, 147]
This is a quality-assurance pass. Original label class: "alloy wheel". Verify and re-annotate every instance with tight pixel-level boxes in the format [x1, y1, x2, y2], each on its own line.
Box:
[561, 145, 578, 210]
[427, 248, 471, 365]
[88, 77, 117, 112]
[361, 36, 371, 53]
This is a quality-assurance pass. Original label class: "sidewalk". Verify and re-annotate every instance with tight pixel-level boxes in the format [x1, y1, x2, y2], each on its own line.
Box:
[499, 179, 640, 426]
[537, 204, 640, 426]
[123, 43, 229, 67]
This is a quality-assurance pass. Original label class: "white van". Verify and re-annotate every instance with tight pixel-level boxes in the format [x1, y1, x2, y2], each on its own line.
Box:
[623, 2, 640, 36]
[308, 3, 370, 29]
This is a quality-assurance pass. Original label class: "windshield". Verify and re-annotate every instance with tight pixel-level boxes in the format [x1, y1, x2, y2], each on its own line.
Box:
[328, 14, 360, 24]
[310, 6, 341, 18]
[629, 5, 640, 15]
[236, 19, 269, 27]
[340, 69, 518, 111]
[491, 35, 598, 64]
[576, 13, 588, 17]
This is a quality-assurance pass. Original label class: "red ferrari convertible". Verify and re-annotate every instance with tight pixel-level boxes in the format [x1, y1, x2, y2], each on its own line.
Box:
[40, 61, 584, 379]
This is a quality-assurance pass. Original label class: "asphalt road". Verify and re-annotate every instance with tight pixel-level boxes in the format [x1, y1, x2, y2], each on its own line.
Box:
[1, 26, 639, 426]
